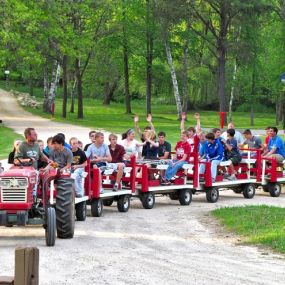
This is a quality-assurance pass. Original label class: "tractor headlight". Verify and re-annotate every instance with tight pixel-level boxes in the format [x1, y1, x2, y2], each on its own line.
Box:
[18, 179, 28, 187]
[0, 179, 11, 187]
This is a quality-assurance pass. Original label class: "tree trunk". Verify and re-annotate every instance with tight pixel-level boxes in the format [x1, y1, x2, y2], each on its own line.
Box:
[62, 55, 68, 118]
[70, 78, 76, 113]
[228, 60, 237, 122]
[43, 65, 49, 112]
[75, 58, 83, 119]
[44, 61, 60, 114]
[165, 40, 182, 119]
[122, 0, 131, 114]
[182, 41, 189, 112]
[103, 77, 120, 105]
[146, 0, 153, 115]
[217, 2, 227, 125]
[275, 103, 279, 125]
[29, 65, 33, 97]
[250, 52, 257, 126]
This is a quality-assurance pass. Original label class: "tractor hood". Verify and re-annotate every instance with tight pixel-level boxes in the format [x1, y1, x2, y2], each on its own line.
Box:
[0, 166, 36, 178]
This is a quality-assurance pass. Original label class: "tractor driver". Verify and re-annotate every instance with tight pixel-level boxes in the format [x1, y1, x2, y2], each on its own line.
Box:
[14, 128, 49, 169]
[14, 127, 50, 200]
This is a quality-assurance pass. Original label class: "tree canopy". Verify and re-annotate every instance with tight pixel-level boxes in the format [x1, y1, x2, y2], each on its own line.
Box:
[0, 0, 284, 123]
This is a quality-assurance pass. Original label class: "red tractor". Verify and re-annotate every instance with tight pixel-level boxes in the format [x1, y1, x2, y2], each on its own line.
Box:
[0, 158, 75, 246]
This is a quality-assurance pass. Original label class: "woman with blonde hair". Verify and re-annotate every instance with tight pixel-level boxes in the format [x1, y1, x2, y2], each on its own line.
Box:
[8, 139, 22, 164]
[141, 129, 159, 159]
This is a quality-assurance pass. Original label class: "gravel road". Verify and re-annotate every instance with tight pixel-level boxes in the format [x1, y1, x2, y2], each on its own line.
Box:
[0, 89, 285, 285]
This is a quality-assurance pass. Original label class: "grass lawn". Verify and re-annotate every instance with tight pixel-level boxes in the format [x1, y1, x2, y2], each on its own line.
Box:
[212, 205, 285, 254]
[0, 125, 24, 159]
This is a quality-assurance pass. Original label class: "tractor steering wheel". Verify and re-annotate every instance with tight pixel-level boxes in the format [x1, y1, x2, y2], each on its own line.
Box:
[14, 156, 34, 167]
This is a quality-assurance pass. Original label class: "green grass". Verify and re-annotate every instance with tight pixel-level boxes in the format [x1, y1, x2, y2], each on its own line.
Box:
[0, 125, 24, 159]
[0, 80, 281, 146]
[212, 205, 285, 254]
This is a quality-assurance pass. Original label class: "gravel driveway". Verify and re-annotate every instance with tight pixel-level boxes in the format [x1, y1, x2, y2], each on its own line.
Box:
[0, 89, 284, 284]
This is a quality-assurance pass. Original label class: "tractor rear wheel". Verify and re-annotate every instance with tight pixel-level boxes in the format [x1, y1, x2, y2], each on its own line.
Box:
[75, 201, 87, 221]
[55, 178, 75, 239]
[45, 207, 56, 246]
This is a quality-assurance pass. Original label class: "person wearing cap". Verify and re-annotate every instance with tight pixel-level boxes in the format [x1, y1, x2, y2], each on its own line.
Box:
[242, 129, 262, 150]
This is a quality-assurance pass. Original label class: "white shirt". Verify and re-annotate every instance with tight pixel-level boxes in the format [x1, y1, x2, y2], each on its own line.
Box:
[221, 130, 245, 144]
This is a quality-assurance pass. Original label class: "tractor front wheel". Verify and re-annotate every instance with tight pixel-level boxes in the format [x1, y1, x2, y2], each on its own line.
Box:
[45, 207, 56, 246]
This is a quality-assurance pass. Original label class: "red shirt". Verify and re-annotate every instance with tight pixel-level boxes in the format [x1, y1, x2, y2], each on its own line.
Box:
[175, 141, 190, 161]
[264, 135, 270, 147]
[109, 144, 126, 163]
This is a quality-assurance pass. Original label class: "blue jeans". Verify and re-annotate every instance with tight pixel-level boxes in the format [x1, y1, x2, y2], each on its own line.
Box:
[71, 168, 85, 196]
[199, 159, 221, 180]
[165, 160, 187, 180]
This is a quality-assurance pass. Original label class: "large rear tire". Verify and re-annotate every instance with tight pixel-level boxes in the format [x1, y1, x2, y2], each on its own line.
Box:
[268, 183, 281, 197]
[56, 178, 75, 239]
[75, 201, 87, 221]
[206, 187, 219, 203]
[91, 199, 103, 217]
[178, 189, 192, 205]
[45, 207, 56, 246]
[117, 195, 130, 212]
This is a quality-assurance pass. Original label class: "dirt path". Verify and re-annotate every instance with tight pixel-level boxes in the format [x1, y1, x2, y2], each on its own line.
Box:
[0, 88, 110, 148]
[0, 89, 285, 284]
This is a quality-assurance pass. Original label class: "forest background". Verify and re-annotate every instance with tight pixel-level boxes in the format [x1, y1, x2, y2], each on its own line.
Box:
[1, 0, 285, 135]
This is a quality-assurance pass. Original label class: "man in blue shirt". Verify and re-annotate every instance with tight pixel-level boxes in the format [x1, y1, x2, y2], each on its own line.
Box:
[199, 132, 225, 182]
[263, 127, 285, 163]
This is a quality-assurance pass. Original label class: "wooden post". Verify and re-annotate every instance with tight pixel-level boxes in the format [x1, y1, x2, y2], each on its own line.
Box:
[0, 247, 39, 285]
[14, 247, 39, 285]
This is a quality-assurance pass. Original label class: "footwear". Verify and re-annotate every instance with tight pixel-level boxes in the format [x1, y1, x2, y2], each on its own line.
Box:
[171, 175, 179, 181]
[212, 178, 216, 183]
[100, 188, 104, 194]
[113, 184, 119, 191]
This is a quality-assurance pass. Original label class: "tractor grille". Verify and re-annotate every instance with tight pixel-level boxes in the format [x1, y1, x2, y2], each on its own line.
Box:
[1, 188, 27, 202]
[0, 177, 28, 203]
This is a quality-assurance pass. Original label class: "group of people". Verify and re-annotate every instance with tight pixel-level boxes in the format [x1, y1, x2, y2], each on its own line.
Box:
[198, 124, 285, 183]
[7, 114, 285, 198]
